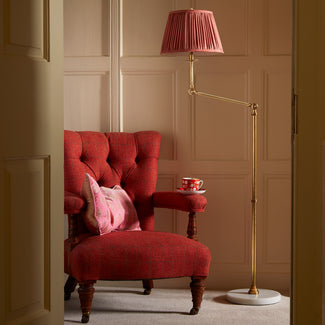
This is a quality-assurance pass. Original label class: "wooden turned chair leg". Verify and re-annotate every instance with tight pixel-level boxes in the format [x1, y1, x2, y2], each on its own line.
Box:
[142, 279, 153, 295]
[190, 276, 206, 315]
[78, 281, 96, 323]
[64, 275, 78, 301]
[187, 212, 198, 241]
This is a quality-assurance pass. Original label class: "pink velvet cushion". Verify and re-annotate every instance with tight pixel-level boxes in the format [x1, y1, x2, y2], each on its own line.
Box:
[81, 173, 141, 235]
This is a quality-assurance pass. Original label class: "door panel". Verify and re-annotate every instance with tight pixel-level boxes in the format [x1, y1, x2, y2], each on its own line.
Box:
[0, 1, 64, 324]
[4, 157, 50, 324]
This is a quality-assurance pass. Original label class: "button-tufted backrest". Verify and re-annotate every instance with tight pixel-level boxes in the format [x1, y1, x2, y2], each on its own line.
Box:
[64, 130, 161, 231]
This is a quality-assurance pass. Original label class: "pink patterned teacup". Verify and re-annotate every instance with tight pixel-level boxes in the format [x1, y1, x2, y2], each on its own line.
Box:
[182, 177, 203, 191]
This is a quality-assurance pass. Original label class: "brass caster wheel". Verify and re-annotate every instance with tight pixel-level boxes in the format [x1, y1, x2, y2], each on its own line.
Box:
[143, 289, 151, 295]
[81, 313, 89, 323]
[189, 307, 199, 315]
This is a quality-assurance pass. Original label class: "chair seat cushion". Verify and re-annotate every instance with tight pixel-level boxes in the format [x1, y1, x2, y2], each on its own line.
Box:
[65, 231, 211, 282]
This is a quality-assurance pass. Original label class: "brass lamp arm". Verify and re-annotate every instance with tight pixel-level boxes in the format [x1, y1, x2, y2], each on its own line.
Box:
[187, 51, 259, 295]
[188, 52, 258, 110]
[189, 88, 258, 110]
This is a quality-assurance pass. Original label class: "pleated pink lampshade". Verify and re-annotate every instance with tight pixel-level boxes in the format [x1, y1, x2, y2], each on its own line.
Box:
[161, 9, 223, 55]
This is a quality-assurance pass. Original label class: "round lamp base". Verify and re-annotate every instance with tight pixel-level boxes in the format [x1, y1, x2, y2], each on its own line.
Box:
[226, 288, 281, 305]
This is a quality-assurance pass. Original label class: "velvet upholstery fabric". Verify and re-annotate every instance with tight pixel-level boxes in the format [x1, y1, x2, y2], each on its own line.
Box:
[153, 191, 207, 212]
[64, 130, 210, 283]
[65, 130, 160, 231]
[65, 191, 85, 214]
[65, 231, 210, 281]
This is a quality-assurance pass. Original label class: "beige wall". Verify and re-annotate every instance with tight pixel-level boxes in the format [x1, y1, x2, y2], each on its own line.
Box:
[64, 0, 292, 291]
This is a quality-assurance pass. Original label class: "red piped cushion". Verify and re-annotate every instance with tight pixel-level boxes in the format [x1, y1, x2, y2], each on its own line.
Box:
[65, 231, 211, 281]
[153, 191, 207, 212]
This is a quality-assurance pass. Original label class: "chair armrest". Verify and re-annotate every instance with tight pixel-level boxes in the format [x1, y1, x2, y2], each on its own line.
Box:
[152, 191, 207, 213]
[64, 191, 85, 214]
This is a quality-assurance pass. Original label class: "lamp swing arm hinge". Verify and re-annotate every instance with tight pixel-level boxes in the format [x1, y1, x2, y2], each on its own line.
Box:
[187, 53, 258, 109]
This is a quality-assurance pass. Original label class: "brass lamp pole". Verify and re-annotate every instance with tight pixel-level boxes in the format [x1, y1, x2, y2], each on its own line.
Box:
[161, 9, 281, 305]
[188, 52, 259, 296]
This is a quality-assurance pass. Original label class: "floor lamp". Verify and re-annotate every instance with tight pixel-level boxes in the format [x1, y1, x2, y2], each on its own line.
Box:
[161, 9, 281, 305]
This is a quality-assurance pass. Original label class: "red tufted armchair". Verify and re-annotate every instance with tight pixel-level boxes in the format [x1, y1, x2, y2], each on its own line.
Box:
[64, 130, 210, 323]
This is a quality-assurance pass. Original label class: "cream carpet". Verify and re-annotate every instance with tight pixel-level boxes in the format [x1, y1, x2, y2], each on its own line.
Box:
[64, 286, 290, 325]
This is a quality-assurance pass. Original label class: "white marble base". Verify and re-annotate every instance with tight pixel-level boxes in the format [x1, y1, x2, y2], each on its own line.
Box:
[226, 288, 281, 305]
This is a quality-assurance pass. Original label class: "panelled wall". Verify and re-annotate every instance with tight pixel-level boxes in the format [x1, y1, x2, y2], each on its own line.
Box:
[64, 0, 110, 131]
[64, 0, 292, 291]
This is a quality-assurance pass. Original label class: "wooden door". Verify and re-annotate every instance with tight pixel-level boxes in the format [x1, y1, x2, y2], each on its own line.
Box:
[292, 0, 325, 323]
[0, 1, 64, 324]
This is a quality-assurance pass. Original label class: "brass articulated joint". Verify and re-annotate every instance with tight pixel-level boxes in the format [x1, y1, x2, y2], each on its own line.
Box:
[250, 103, 259, 116]
[188, 88, 197, 96]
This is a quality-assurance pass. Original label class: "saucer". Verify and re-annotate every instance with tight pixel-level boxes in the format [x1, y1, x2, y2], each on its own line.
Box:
[177, 188, 206, 195]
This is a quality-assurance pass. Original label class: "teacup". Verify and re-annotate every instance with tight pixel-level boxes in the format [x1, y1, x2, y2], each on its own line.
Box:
[182, 177, 203, 191]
